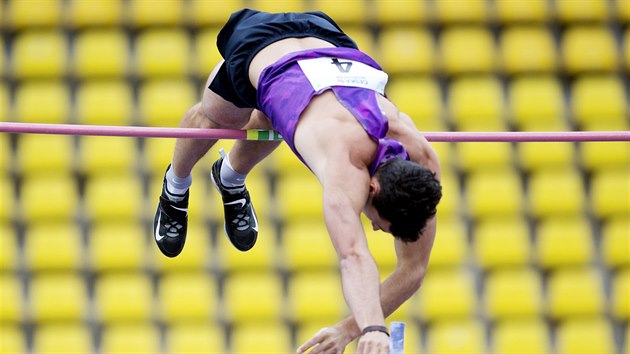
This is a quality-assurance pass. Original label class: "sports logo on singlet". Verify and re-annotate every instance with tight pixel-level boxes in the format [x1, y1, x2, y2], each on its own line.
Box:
[297, 57, 388, 94]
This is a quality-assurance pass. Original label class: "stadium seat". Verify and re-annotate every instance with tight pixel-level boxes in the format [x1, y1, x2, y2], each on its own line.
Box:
[0, 274, 23, 323]
[426, 216, 468, 268]
[67, 0, 123, 27]
[12, 30, 67, 79]
[518, 143, 575, 172]
[426, 320, 486, 354]
[29, 273, 88, 322]
[556, 0, 609, 23]
[0, 326, 26, 353]
[20, 174, 78, 223]
[434, 0, 488, 23]
[448, 76, 505, 131]
[342, 27, 376, 58]
[562, 26, 618, 74]
[494, 0, 550, 23]
[188, 0, 244, 27]
[434, 169, 460, 216]
[492, 319, 551, 354]
[556, 317, 616, 354]
[501, 26, 557, 74]
[580, 141, 630, 172]
[223, 271, 283, 324]
[601, 218, 630, 268]
[249, 0, 305, 12]
[0, 37, 5, 77]
[73, 29, 129, 78]
[0, 224, 17, 271]
[547, 267, 606, 319]
[275, 174, 323, 221]
[527, 167, 586, 217]
[377, 27, 434, 75]
[14, 81, 71, 124]
[612, 267, 630, 320]
[33, 324, 93, 354]
[142, 138, 176, 177]
[281, 220, 338, 271]
[440, 27, 496, 75]
[217, 221, 277, 273]
[385, 76, 445, 132]
[0, 176, 14, 222]
[166, 323, 226, 354]
[135, 28, 191, 78]
[6, 0, 62, 29]
[484, 267, 543, 320]
[231, 322, 292, 354]
[194, 27, 222, 78]
[84, 173, 144, 222]
[625, 28, 630, 69]
[75, 80, 133, 126]
[0, 84, 7, 127]
[16, 135, 74, 176]
[508, 76, 567, 131]
[456, 142, 513, 172]
[94, 272, 154, 324]
[363, 217, 399, 271]
[127, 0, 183, 27]
[307, 0, 366, 25]
[571, 75, 627, 130]
[78, 136, 138, 176]
[536, 216, 593, 269]
[100, 324, 160, 354]
[465, 168, 524, 219]
[138, 79, 196, 127]
[152, 223, 212, 273]
[158, 272, 218, 324]
[619, 0, 630, 23]
[89, 221, 147, 272]
[23, 222, 83, 272]
[417, 268, 477, 321]
[473, 216, 532, 269]
[372, 0, 427, 24]
[287, 271, 345, 324]
[590, 168, 630, 218]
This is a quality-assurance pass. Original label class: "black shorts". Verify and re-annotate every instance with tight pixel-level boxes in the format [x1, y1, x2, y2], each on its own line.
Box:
[208, 9, 358, 109]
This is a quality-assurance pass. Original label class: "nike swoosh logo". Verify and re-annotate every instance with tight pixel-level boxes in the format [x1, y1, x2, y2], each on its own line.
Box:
[172, 205, 188, 213]
[155, 214, 166, 242]
[225, 198, 246, 209]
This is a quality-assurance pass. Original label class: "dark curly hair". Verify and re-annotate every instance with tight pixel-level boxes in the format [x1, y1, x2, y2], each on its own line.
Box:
[372, 158, 442, 243]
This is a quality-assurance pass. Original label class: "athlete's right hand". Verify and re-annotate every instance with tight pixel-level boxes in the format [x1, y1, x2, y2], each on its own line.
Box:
[356, 330, 390, 354]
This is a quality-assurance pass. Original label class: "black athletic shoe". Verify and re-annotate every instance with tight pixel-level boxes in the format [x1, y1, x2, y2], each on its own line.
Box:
[153, 167, 189, 258]
[210, 155, 258, 252]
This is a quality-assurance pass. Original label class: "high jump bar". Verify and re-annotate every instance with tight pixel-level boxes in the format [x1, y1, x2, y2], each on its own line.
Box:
[1, 122, 629, 142]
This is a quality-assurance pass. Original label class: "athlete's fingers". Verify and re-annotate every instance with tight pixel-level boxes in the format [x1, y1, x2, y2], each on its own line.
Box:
[297, 328, 328, 354]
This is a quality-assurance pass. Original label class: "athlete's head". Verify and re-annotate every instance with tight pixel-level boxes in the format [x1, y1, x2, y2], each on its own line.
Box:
[366, 158, 442, 243]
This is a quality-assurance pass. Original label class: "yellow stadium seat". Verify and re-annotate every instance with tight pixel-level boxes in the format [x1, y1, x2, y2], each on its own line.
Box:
[127, 0, 184, 27]
[75, 80, 133, 125]
[556, 0, 609, 23]
[78, 136, 138, 175]
[0, 325, 26, 353]
[435, 169, 460, 216]
[166, 323, 226, 354]
[501, 26, 557, 74]
[73, 29, 129, 78]
[612, 267, 630, 320]
[135, 28, 191, 78]
[307, 0, 366, 25]
[20, 174, 78, 223]
[0, 176, 14, 222]
[427, 320, 486, 354]
[84, 173, 144, 222]
[0, 83, 8, 124]
[590, 168, 630, 218]
[426, 216, 468, 268]
[152, 223, 212, 272]
[571, 75, 627, 130]
[625, 28, 630, 69]
[473, 216, 532, 269]
[547, 267, 606, 319]
[67, 0, 123, 27]
[288, 271, 345, 324]
[249, 0, 305, 12]
[12, 30, 67, 79]
[465, 168, 524, 219]
[217, 221, 277, 273]
[0, 37, 5, 77]
[456, 142, 513, 172]
[223, 271, 283, 324]
[33, 324, 92, 354]
[29, 273, 88, 323]
[194, 27, 222, 77]
[372, 0, 428, 25]
[440, 27, 496, 75]
[138, 79, 196, 127]
[556, 317, 616, 354]
[386, 76, 445, 132]
[24, 222, 83, 272]
[562, 26, 618, 74]
[518, 143, 575, 174]
[434, 0, 488, 24]
[231, 322, 292, 354]
[89, 221, 147, 272]
[495, 0, 550, 23]
[508, 76, 568, 129]
[536, 216, 593, 269]
[580, 141, 630, 172]
[142, 138, 176, 177]
[602, 218, 630, 268]
[418, 268, 477, 321]
[100, 324, 160, 354]
[0, 224, 17, 271]
[14, 81, 70, 124]
[6, 0, 62, 29]
[492, 319, 551, 354]
[267, 143, 310, 177]
[528, 168, 586, 217]
[275, 174, 323, 220]
[484, 267, 543, 320]
[159, 272, 218, 323]
[16, 135, 73, 175]
[448, 76, 505, 131]
[281, 220, 338, 271]
[619, 0, 630, 23]
[377, 27, 435, 75]
[188, 0, 244, 27]
[0, 274, 23, 323]
[363, 217, 398, 271]
[342, 27, 376, 58]
[94, 272, 154, 324]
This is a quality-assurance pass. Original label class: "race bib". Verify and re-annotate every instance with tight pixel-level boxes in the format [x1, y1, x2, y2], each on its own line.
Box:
[298, 57, 388, 94]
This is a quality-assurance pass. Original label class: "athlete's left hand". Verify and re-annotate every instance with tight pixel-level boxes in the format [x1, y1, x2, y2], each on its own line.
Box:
[296, 325, 353, 354]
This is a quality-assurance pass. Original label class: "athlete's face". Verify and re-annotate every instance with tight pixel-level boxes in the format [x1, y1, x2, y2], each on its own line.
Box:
[363, 179, 392, 233]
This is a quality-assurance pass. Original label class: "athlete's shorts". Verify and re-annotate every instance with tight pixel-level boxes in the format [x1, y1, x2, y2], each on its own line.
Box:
[208, 9, 358, 108]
